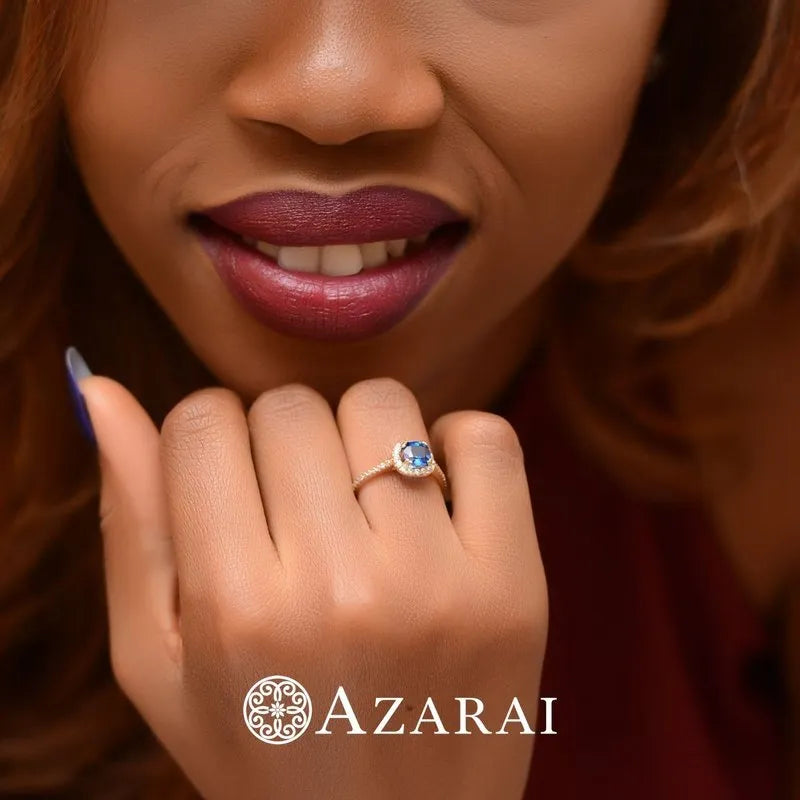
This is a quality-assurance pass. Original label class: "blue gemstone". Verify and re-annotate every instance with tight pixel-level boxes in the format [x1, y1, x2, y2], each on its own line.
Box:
[400, 440, 432, 469]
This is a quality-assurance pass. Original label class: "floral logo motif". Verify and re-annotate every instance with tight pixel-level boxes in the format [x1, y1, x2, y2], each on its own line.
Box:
[243, 675, 312, 745]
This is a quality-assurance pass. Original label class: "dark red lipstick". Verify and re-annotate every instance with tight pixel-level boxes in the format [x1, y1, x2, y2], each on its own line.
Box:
[189, 185, 471, 342]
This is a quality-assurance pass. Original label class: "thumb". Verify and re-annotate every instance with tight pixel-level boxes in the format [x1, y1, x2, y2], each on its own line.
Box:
[66, 346, 163, 533]
[65, 346, 179, 667]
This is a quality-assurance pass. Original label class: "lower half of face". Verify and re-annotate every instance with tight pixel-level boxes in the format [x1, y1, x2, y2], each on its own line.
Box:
[61, 0, 667, 408]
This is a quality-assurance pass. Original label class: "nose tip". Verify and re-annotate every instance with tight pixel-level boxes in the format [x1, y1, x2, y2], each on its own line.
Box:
[223, 20, 445, 147]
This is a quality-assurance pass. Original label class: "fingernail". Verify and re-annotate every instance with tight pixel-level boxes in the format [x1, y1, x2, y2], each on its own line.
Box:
[65, 346, 96, 446]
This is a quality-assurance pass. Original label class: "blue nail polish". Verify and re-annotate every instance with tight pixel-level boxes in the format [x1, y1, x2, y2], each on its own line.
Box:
[64, 346, 96, 446]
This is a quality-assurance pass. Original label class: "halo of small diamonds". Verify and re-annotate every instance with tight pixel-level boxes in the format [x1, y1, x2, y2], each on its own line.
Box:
[392, 440, 437, 478]
[351, 439, 448, 499]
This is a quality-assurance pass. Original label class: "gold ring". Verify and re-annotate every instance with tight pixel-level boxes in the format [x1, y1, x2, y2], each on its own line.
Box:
[352, 440, 449, 500]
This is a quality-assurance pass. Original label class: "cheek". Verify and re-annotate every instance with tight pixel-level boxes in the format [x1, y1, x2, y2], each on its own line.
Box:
[62, 3, 245, 234]
[62, 0, 665, 322]
[439, 1, 666, 244]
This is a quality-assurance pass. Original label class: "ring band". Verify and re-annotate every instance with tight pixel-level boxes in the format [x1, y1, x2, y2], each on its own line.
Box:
[352, 440, 449, 500]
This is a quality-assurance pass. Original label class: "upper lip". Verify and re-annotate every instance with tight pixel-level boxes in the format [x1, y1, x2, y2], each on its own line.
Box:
[192, 185, 470, 247]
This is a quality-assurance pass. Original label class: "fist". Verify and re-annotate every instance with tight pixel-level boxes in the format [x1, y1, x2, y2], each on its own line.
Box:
[77, 371, 548, 800]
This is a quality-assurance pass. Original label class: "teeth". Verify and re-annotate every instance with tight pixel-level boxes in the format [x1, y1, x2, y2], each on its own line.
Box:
[255, 241, 280, 259]
[277, 246, 319, 272]
[360, 241, 388, 269]
[387, 239, 408, 258]
[321, 244, 363, 276]
[240, 233, 427, 274]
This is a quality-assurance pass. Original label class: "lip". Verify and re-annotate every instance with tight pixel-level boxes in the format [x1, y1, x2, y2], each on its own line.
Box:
[189, 185, 472, 342]
[194, 184, 469, 246]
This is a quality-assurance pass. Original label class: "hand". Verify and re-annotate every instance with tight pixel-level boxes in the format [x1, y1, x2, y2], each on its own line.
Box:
[78, 373, 548, 800]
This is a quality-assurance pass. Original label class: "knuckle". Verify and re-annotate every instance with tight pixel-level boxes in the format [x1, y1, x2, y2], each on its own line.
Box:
[484, 581, 548, 646]
[325, 584, 384, 641]
[453, 412, 524, 467]
[198, 583, 267, 642]
[503, 600, 547, 644]
[185, 594, 271, 665]
[395, 594, 476, 663]
[326, 580, 463, 656]
[248, 383, 326, 426]
[338, 377, 415, 416]
[161, 388, 241, 451]
[213, 604, 266, 651]
[413, 592, 464, 642]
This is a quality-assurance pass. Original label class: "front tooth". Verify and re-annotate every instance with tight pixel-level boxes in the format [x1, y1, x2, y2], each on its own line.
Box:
[321, 244, 363, 276]
[277, 246, 320, 272]
[255, 240, 280, 259]
[360, 241, 388, 269]
[387, 239, 408, 258]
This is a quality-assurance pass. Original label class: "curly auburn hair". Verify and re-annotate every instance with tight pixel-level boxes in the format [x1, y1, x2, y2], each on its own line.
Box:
[0, 0, 798, 796]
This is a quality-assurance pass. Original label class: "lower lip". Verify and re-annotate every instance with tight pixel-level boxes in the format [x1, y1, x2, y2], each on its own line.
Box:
[191, 218, 470, 342]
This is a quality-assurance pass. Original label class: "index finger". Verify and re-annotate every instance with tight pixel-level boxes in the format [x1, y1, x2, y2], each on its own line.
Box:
[159, 387, 278, 625]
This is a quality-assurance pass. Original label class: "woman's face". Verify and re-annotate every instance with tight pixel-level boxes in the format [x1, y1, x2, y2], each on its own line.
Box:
[62, 0, 666, 411]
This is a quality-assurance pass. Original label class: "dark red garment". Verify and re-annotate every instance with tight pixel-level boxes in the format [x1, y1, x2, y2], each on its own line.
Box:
[491, 353, 787, 799]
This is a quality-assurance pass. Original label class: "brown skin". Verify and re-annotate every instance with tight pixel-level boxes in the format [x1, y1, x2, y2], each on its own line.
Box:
[81, 375, 547, 800]
[70, 1, 800, 797]
[62, 0, 667, 417]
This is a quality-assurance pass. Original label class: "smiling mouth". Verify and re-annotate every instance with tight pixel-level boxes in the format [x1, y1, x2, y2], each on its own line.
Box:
[188, 214, 470, 277]
[185, 183, 474, 341]
[188, 214, 472, 342]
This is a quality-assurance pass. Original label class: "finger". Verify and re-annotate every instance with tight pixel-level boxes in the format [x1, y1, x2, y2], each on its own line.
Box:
[429, 410, 541, 564]
[67, 348, 180, 678]
[336, 378, 451, 539]
[159, 387, 277, 628]
[246, 384, 366, 570]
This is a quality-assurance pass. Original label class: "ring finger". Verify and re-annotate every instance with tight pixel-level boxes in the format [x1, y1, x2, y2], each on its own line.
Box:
[336, 378, 452, 542]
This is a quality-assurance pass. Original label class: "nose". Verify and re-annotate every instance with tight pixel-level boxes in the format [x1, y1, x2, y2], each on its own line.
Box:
[223, 5, 445, 147]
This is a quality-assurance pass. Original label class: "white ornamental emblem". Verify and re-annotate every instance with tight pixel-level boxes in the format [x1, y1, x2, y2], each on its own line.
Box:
[243, 675, 313, 744]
